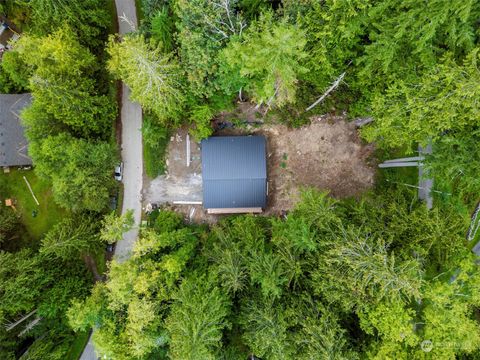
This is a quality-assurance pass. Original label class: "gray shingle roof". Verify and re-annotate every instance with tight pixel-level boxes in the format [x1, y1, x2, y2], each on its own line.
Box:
[201, 136, 267, 209]
[0, 93, 32, 167]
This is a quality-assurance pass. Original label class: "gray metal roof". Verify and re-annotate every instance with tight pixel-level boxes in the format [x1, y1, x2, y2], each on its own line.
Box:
[0, 93, 32, 167]
[201, 136, 267, 209]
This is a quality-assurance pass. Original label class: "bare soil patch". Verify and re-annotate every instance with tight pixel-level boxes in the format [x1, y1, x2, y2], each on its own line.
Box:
[143, 128, 202, 205]
[254, 114, 376, 214]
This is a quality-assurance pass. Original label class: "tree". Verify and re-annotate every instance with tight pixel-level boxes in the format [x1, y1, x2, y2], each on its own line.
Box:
[362, 49, 480, 149]
[150, 6, 175, 53]
[188, 104, 214, 140]
[222, 12, 308, 107]
[17, 27, 116, 137]
[0, 50, 30, 93]
[173, 0, 246, 98]
[0, 206, 21, 249]
[100, 210, 135, 244]
[67, 189, 480, 359]
[0, 250, 48, 316]
[284, 0, 370, 93]
[291, 296, 359, 360]
[27, 0, 111, 46]
[166, 274, 231, 360]
[0, 250, 90, 359]
[239, 298, 294, 360]
[68, 212, 200, 359]
[424, 132, 480, 199]
[29, 133, 116, 212]
[41, 216, 101, 260]
[107, 35, 185, 124]
[357, 0, 479, 88]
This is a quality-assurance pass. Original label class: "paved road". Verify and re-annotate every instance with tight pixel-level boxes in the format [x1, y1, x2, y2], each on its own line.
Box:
[79, 1, 141, 359]
[115, 83, 143, 262]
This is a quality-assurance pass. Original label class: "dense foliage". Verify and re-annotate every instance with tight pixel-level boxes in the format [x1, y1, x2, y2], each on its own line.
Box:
[107, 34, 185, 124]
[69, 189, 479, 359]
[0, 249, 92, 360]
[15, 25, 117, 212]
[1, 0, 480, 358]
[0, 1, 116, 359]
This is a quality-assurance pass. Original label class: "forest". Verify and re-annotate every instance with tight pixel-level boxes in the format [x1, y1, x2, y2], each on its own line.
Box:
[0, 0, 480, 359]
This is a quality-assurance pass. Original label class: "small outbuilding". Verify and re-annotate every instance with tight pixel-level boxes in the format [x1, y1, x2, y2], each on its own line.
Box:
[0, 93, 32, 168]
[201, 136, 267, 214]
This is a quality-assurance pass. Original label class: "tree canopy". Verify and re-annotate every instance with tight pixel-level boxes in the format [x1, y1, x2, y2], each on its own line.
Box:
[69, 188, 480, 359]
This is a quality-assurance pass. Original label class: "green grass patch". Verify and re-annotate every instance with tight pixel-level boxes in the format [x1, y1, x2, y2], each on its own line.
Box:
[0, 169, 66, 241]
[65, 331, 90, 360]
[143, 115, 170, 178]
[144, 140, 169, 178]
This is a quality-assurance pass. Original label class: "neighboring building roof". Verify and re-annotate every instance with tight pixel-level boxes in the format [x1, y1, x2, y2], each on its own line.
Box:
[201, 136, 267, 209]
[0, 93, 32, 167]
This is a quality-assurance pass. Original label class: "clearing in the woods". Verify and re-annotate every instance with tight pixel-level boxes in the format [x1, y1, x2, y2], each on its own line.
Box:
[144, 109, 376, 223]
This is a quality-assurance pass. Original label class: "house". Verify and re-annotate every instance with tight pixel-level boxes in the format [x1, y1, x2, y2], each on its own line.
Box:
[201, 135, 267, 214]
[0, 93, 32, 168]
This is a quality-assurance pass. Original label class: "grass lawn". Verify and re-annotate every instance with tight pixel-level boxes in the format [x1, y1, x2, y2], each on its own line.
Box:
[0, 169, 65, 241]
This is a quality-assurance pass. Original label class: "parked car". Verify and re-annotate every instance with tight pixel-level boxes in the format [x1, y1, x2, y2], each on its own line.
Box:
[114, 163, 123, 181]
[106, 243, 115, 253]
[109, 195, 118, 211]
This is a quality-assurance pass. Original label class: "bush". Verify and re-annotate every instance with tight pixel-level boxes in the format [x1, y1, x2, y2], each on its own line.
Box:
[143, 114, 170, 178]
[153, 210, 183, 233]
[189, 104, 214, 141]
[150, 6, 174, 53]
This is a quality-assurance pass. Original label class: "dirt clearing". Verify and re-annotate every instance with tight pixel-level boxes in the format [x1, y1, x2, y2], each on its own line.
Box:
[256, 114, 376, 214]
[143, 128, 202, 205]
[144, 114, 376, 222]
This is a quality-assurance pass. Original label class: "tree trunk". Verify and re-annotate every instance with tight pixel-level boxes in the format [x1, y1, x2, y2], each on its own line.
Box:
[354, 117, 374, 127]
[5, 309, 37, 331]
[305, 72, 346, 112]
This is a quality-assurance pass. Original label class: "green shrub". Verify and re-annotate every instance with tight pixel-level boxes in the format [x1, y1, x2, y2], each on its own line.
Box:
[150, 6, 174, 53]
[189, 104, 214, 141]
[153, 210, 183, 233]
[143, 113, 170, 178]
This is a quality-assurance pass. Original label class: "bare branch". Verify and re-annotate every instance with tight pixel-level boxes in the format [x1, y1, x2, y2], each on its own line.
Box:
[119, 13, 136, 31]
[354, 117, 374, 127]
[305, 72, 346, 112]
